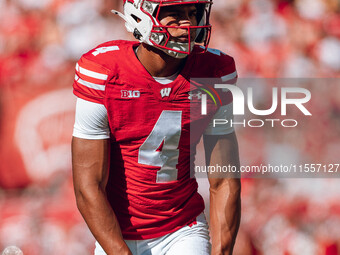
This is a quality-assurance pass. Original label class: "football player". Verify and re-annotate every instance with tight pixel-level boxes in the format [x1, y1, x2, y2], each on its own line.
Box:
[72, 0, 241, 255]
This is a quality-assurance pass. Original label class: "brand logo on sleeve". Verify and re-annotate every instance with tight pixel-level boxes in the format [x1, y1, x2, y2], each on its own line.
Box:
[188, 91, 202, 100]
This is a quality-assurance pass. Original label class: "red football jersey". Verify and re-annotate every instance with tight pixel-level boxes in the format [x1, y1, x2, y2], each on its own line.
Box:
[73, 40, 237, 240]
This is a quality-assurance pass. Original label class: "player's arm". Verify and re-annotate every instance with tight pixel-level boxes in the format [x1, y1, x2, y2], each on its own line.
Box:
[203, 73, 241, 254]
[204, 132, 241, 255]
[71, 99, 132, 255]
[203, 58, 241, 254]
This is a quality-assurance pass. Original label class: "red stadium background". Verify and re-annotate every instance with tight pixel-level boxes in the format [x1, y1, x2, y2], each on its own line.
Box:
[0, 0, 340, 254]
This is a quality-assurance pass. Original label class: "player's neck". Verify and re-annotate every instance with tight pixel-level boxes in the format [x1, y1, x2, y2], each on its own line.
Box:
[136, 43, 186, 77]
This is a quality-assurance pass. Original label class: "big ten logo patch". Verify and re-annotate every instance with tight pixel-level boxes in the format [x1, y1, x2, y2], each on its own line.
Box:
[121, 90, 141, 99]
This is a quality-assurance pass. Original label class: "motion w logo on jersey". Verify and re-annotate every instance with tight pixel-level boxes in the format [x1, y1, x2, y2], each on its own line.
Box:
[121, 90, 141, 99]
[160, 88, 171, 98]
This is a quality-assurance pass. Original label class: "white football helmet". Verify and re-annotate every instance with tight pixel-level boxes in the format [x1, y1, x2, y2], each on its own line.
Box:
[112, 0, 212, 58]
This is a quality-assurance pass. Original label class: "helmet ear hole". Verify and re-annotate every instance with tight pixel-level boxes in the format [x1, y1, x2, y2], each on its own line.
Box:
[133, 28, 143, 40]
[131, 14, 141, 23]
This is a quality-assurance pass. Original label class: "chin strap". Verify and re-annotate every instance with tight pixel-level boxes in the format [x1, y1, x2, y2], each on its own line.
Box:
[161, 41, 195, 59]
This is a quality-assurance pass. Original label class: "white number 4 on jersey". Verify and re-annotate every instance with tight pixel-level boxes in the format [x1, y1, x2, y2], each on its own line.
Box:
[138, 111, 182, 183]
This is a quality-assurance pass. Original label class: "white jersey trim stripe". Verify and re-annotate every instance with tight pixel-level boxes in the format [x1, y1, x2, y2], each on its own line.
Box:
[221, 71, 238, 82]
[75, 75, 106, 91]
[76, 63, 108, 80]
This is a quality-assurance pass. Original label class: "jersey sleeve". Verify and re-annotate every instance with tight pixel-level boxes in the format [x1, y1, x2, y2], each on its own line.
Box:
[73, 55, 110, 104]
[212, 49, 238, 85]
[204, 49, 238, 135]
[73, 98, 110, 139]
[204, 104, 234, 135]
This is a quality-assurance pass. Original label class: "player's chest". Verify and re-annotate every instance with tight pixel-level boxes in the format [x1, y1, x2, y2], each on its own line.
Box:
[107, 76, 189, 100]
[104, 78, 217, 142]
[104, 79, 188, 132]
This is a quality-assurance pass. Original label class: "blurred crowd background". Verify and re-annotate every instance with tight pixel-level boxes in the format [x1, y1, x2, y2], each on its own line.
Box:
[0, 0, 340, 254]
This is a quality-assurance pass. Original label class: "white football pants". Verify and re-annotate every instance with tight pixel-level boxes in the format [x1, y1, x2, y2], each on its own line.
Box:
[94, 213, 211, 255]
